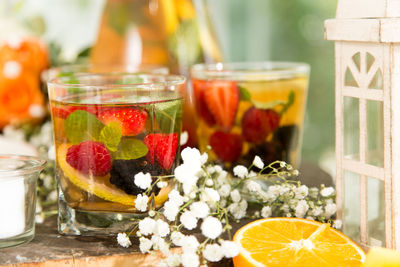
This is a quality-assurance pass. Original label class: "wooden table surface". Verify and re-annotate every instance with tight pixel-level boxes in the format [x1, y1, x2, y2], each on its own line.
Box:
[0, 161, 333, 267]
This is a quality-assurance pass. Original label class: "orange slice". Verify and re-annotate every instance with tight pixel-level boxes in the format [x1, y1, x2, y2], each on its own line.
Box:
[233, 217, 365, 267]
[57, 143, 171, 207]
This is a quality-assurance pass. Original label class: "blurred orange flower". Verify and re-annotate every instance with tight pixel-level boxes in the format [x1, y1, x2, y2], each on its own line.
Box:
[0, 36, 48, 129]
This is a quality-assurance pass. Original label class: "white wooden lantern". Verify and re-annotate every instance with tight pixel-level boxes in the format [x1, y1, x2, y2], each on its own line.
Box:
[325, 0, 400, 249]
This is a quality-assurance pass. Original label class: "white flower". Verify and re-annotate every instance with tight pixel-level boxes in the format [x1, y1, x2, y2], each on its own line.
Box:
[214, 165, 223, 173]
[166, 254, 181, 267]
[180, 211, 198, 230]
[311, 206, 323, 217]
[148, 210, 156, 217]
[181, 235, 199, 253]
[174, 164, 200, 194]
[180, 131, 189, 146]
[151, 235, 169, 255]
[320, 187, 335, 197]
[47, 190, 58, 201]
[163, 200, 180, 221]
[248, 170, 258, 177]
[29, 104, 46, 118]
[157, 181, 168, 188]
[309, 187, 319, 198]
[292, 170, 299, 176]
[294, 185, 309, 199]
[233, 165, 248, 178]
[190, 201, 210, 219]
[135, 194, 148, 212]
[325, 203, 337, 218]
[333, 219, 343, 229]
[201, 216, 223, 239]
[181, 147, 203, 167]
[218, 184, 231, 197]
[202, 244, 223, 262]
[35, 214, 44, 224]
[281, 204, 290, 213]
[3, 60, 21, 79]
[154, 219, 170, 237]
[295, 200, 309, 218]
[139, 217, 156, 235]
[134, 172, 152, 190]
[205, 179, 213, 186]
[200, 153, 208, 165]
[267, 185, 281, 200]
[117, 233, 131, 248]
[171, 231, 186, 246]
[168, 189, 184, 207]
[253, 156, 264, 169]
[246, 181, 261, 193]
[201, 188, 220, 203]
[220, 241, 240, 258]
[230, 189, 241, 203]
[139, 236, 152, 253]
[158, 262, 168, 267]
[227, 200, 248, 219]
[181, 252, 199, 267]
[261, 206, 272, 218]
[280, 162, 286, 168]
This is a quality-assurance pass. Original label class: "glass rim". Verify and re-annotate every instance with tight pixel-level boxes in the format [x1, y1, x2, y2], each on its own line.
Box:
[0, 154, 46, 177]
[191, 61, 310, 80]
[47, 73, 186, 90]
[42, 63, 169, 82]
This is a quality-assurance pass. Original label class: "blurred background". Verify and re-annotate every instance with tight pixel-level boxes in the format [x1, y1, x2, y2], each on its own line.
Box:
[0, 0, 337, 176]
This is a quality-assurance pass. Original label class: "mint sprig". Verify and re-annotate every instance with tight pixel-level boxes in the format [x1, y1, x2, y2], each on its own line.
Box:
[154, 99, 183, 133]
[64, 110, 104, 144]
[114, 138, 149, 160]
[99, 122, 122, 152]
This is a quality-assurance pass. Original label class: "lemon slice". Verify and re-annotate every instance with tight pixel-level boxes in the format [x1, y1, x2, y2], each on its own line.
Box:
[57, 143, 171, 207]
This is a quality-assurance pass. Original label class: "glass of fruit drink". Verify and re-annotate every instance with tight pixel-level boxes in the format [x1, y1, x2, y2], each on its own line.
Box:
[191, 62, 309, 168]
[48, 73, 185, 235]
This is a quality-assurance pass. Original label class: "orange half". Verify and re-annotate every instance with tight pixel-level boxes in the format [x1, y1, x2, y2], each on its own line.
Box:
[233, 217, 365, 267]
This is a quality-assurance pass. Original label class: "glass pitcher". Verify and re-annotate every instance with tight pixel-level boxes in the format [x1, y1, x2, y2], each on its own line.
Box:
[90, 0, 223, 148]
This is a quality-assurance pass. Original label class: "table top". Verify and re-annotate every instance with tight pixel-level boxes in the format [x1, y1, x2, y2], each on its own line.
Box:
[0, 161, 333, 267]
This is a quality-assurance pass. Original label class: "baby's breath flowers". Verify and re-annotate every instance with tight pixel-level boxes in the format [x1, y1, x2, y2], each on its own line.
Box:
[116, 147, 339, 267]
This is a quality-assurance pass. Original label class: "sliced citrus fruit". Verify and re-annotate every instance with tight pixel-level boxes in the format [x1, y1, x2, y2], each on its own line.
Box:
[362, 247, 400, 267]
[57, 143, 170, 207]
[233, 217, 365, 267]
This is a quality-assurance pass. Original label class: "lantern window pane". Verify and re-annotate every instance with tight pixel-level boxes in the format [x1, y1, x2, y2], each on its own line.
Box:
[366, 52, 375, 73]
[352, 52, 361, 72]
[343, 170, 361, 243]
[368, 69, 383, 90]
[367, 177, 385, 247]
[344, 67, 359, 87]
[366, 100, 384, 167]
[343, 96, 360, 160]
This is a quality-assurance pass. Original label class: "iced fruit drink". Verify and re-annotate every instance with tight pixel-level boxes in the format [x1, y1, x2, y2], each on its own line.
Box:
[191, 62, 309, 168]
[48, 74, 184, 213]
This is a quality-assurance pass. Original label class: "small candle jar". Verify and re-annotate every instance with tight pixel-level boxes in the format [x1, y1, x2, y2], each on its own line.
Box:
[0, 155, 45, 248]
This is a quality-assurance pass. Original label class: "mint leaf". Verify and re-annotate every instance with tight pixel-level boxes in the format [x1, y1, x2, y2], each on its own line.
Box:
[65, 110, 104, 144]
[154, 99, 183, 133]
[280, 90, 296, 115]
[99, 122, 122, 152]
[238, 85, 252, 101]
[253, 100, 286, 110]
[115, 139, 149, 160]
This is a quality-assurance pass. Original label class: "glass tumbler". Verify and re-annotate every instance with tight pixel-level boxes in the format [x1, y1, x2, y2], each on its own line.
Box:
[0, 155, 45, 248]
[191, 62, 310, 168]
[47, 73, 185, 235]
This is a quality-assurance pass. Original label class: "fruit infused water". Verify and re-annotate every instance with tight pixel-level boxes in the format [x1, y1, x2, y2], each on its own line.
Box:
[48, 74, 185, 216]
[191, 62, 309, 168]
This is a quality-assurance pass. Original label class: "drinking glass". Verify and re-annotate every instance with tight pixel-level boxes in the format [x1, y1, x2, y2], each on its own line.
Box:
[0, 155, 45, 248]
[191, 62, 310, 168]
[47, 73, 185, 235]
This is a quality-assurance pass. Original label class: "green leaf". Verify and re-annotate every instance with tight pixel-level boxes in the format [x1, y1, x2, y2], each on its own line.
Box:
[154, 99, 183, 133]
[65, 110, 104, 144]
[253, 100, 286, 110]
[238, 86, 252, 101]
[115, 139, 149, 160]
[280, 90, 296, 115]
[99, 122, 122, 152]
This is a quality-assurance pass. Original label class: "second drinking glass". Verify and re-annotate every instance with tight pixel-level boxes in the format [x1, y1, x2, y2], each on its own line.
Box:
[48, 73, 185, 235]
